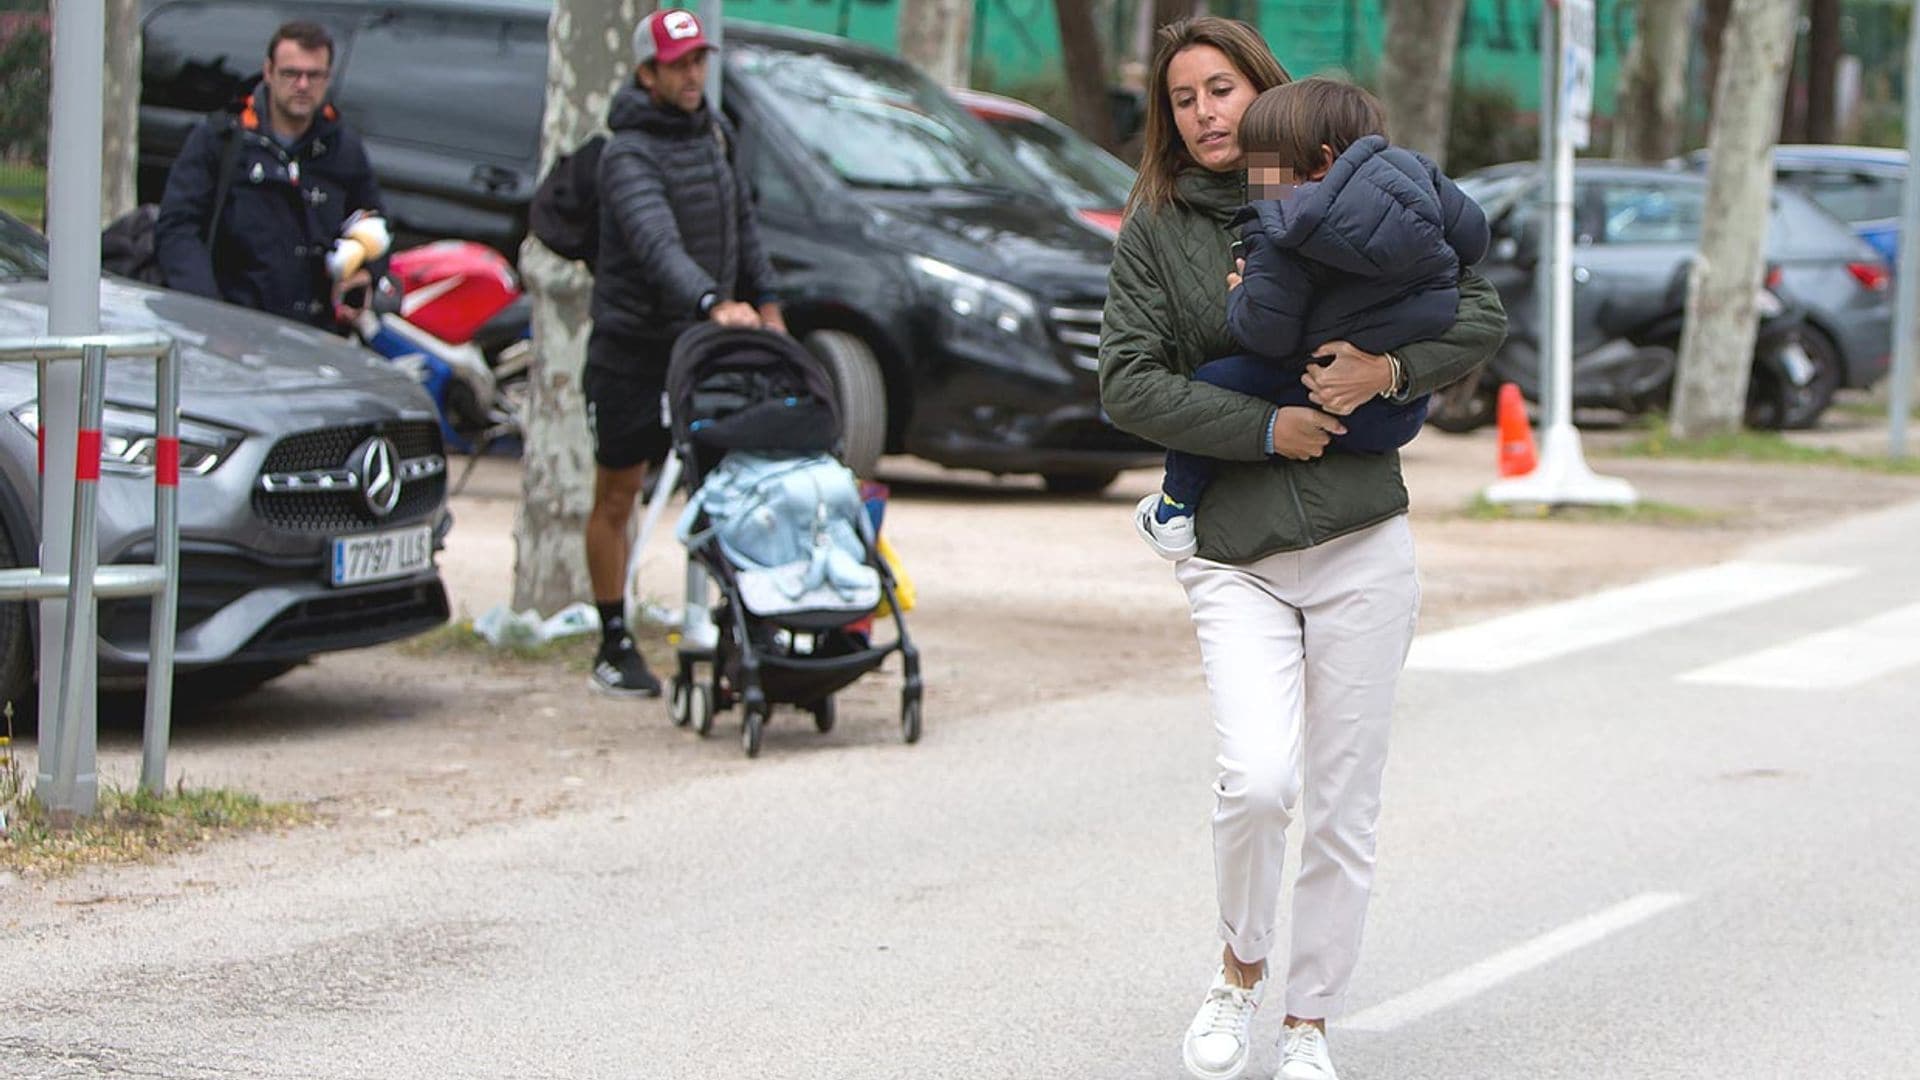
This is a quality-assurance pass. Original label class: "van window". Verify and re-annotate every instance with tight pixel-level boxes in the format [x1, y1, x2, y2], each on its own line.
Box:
[332, 12, 546, 163]
[728, 40, 1043, 196]
[143, 1, 346, 112]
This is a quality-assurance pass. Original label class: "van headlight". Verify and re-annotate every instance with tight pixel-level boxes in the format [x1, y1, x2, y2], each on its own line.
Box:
[10, 403, 241, 477]
[907, 255, 1062, 378]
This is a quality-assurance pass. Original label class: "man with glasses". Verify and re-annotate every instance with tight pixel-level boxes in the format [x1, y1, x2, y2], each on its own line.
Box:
[157, 20, 386, 332]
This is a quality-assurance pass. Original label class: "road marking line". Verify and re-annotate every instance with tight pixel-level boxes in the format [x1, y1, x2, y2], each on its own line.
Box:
[1405, 562, 1857, 673]
[1337, 892, 1694, 1033]
[1677, 600, 1920, 690]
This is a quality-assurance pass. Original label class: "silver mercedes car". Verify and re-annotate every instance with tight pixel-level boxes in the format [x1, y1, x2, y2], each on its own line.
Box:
[0, 210, 450, 704]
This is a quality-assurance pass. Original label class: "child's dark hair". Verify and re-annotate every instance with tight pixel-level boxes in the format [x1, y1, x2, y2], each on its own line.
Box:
[1240, 77, 1387, 175]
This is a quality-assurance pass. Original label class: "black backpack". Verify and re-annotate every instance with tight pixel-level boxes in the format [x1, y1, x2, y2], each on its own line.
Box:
[101, 114, 245, 284]
[528, 135, 606, 265]
[528, 124, 734, 267]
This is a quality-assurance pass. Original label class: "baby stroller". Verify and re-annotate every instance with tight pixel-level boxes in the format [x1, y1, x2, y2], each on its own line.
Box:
[655, 323, 923, 757]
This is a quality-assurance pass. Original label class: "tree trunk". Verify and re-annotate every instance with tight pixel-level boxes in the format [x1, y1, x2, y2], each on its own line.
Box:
[897, 0, 973, 88]
[1379, 0, 1469, 169]
[1702, 0, 1732, 125]
[1805, 0, 1840, 143]
[513, 0, 642, 615]
[1056, 0, 1117, 151]
[101, 0, 139, 225]
[1145, 0, 1195, 65]
[1671, 0, 1800, 439]
[1614, 0, 1694, 163]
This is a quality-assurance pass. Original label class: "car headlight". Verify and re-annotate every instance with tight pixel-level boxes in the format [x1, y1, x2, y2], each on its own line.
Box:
[10, 403, 241, 478]
[907, 254, 1063, 377]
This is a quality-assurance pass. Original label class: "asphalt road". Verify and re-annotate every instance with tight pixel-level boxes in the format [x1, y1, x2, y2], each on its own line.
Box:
[5, 500, 1918, 1080]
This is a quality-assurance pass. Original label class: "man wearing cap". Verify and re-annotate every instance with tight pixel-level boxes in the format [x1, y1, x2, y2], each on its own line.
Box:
[584, 7, 784, 698]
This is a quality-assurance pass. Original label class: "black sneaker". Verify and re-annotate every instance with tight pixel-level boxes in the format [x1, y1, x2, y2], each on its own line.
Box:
[590, 636, 661, 698]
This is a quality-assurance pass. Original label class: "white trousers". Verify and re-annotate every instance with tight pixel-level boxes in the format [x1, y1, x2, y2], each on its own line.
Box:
[1175, 515, 1420, 1020]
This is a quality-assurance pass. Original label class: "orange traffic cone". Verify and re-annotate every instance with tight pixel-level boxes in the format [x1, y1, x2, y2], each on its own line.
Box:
[1496, 382, 1538, 477]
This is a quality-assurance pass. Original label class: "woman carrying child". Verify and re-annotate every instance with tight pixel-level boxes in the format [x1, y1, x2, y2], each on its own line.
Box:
[1097, 18, 1507, 1080]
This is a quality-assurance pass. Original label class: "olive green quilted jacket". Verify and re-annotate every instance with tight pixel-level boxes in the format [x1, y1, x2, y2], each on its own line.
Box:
[1099, 167, 1508, 563]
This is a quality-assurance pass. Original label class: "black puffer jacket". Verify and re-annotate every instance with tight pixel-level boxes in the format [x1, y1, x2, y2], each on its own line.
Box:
[155, 83, 384, 330]
[1226, 136, 1489, 363]
[591, 82, 775, 364]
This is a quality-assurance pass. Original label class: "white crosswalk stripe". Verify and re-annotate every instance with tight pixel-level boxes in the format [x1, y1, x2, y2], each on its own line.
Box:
[1676, 600, 1920, 690]
[1406, 561, 1859, 674]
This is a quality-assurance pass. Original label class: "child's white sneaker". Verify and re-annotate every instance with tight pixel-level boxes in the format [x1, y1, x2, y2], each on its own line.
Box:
[1182, 967, 1263, 1080]
[1135, 493, 1198, 561]
[1277, 1022, 1338, 1080]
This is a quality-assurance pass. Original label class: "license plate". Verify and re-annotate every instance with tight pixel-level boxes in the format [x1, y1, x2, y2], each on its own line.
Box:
[330, 524, 433, 587]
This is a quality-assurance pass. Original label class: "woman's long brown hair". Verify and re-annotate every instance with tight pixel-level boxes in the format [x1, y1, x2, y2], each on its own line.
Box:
[1124, 16, 1292, 221]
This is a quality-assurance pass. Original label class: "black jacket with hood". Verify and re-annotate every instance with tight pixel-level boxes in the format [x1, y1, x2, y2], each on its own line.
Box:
[1226, 135, 1489, 365]
[590, 81, 776, 367]
[155, 81, 384, 331]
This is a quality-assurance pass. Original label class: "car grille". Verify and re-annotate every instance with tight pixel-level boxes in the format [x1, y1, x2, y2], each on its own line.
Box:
[253, 420, 447, 533]
[1047, 301, 1105, 373]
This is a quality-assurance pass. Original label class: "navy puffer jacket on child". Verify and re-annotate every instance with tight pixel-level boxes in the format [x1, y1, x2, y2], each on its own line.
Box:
[1226, 134, 1489, 362]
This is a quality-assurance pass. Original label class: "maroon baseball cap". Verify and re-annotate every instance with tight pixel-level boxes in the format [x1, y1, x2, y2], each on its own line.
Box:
[634, 9, 713, 66]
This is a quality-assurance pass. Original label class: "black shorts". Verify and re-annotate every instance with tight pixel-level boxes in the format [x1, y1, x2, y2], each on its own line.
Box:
[584, 334, 672, 470]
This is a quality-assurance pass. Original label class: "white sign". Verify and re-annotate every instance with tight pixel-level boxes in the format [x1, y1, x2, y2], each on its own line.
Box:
[1562, 0, 1596, 149]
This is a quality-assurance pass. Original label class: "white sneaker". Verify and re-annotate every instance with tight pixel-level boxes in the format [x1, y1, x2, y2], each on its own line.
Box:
[1183, 968, 1263, 1080]
[1278, 1023, 1338, 1080]
[1135, 493, 1198, 561]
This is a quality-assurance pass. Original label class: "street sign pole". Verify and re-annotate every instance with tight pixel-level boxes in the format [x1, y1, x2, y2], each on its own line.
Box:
[1488, 0, 1637, 507]
[35, 0, 108, 818]
[1890, 0, 1920, 458]
[1535, 0, 1558, 413]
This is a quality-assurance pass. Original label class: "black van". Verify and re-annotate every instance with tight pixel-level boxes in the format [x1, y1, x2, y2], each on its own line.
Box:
[137, 0, 1154, 491]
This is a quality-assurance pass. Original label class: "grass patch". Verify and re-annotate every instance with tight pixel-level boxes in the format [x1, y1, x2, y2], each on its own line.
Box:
[400, 618, 597, 667]
[0, 164, 45, 226]
[1, 716, 308, 876]
[1611, 424, 1920, 475]
[1832, 398, 1919, 422]
[1, 786, 308, 877]
[1460, 494, 1727, 525]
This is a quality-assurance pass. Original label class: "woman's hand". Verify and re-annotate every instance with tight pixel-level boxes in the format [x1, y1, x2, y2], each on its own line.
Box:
[1302, 340, 1396, 415]
[1268, 406, 1346, 460]
[1227, 257, 1245, 292]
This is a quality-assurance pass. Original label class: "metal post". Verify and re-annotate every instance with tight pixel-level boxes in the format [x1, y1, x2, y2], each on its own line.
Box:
[1890, 4, 1920, 458]
[701, 0, 724, 113]
[37, 0, 108, 817]
[51, 345, 106, 808]
[1486, 0, 1635, 507]
[141, 342, 182, 795]
[1536, 0, 1558, 412]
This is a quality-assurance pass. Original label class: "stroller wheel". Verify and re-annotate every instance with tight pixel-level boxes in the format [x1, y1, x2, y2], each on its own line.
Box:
[811, 697, 836, 734]
[742, 703, 767, 758]
[690, 684, 714, 737]
[668, 674, 692, 728]
[900, 690, 922, 746]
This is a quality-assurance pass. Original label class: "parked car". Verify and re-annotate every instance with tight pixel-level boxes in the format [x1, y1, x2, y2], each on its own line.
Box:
[1688, 145, 1905, 266]
[0, 210, 451, 705]
[951, 88, 1134, 238]
[138, 3, 1154, 491]
[1457, 160, 1894, 422]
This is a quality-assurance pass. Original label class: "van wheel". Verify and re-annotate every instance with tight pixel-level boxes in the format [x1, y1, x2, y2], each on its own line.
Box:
[806, 329, 887, 477]
[0, 527, 31, 719]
